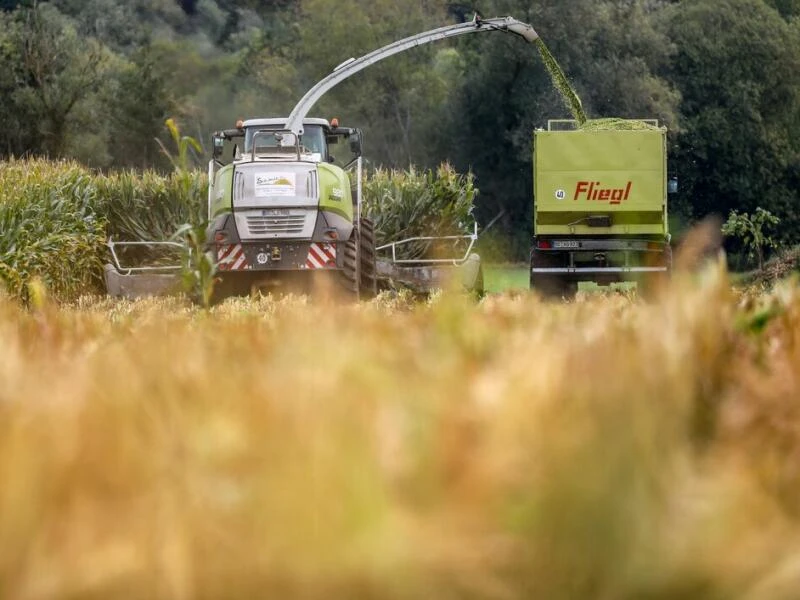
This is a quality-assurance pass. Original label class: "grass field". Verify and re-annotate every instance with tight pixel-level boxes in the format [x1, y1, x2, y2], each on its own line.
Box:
[484, 264, 529, 293]
[2, 262, 800, 599]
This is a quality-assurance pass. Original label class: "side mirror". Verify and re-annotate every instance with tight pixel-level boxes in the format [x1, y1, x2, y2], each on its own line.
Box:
[349, 131, 362, 157]
[212, 134, 225, 159]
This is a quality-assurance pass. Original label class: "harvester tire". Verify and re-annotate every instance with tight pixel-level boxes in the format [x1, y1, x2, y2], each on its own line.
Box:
[358, 218, 378, 299]
[210, 274, 238, 305]
[338, 230, 359, 298]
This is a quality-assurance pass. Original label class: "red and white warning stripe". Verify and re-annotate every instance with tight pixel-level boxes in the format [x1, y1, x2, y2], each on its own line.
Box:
[217, 244, 249, 271]
[305, 242, 337, 269]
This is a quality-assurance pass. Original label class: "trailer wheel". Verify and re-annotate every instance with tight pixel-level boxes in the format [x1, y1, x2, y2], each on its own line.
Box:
[358, 218, 378, 299]
[531, 273, 573, 299]
[530, 247, 573, 300]
[641, 243, 673, 297]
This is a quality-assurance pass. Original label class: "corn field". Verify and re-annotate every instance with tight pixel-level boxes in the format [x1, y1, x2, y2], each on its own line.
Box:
[0, 159, 477, 301]
[0, 159, 207, 302]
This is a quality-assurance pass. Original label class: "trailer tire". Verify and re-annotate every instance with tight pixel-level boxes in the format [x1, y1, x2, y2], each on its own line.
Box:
[473, 264, 485, 296]
[530, 247, 573, 300]
[358, 218, 378, 299]
[641, 242, 673, 297]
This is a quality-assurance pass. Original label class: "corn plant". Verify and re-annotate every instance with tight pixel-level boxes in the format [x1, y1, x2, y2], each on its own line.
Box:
[156, 117, 203, 173]
[174, 222, 217, 309]
[99, 169, 207, 244]
[362, 163, 477, 260]
[0, 159, 106, 302]
[0, 158, 207, 302]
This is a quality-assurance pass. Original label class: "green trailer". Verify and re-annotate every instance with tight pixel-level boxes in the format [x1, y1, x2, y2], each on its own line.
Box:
[530, 120, 672, 296]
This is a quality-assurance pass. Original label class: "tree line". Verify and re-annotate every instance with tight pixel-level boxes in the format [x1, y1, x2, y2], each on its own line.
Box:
[1, 0, 799, 258]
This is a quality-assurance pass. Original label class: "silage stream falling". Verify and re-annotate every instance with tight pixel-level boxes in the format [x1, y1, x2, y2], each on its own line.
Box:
[534, 38, 587, 125]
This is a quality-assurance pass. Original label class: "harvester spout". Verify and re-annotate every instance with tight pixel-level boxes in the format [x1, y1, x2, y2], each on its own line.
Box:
[503, 18, 539, 43]
[285, 16, 539, 136]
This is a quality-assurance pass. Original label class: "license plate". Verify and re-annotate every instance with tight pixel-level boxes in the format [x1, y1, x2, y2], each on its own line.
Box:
[262, 209, 290, 216]
[553, 240, 580, 249]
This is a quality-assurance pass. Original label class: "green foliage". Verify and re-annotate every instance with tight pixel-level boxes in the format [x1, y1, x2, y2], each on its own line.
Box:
[296, 0, 450, 165]
[361, 164, 477, 260]
[1, 3, 112, 161]
[661, 0, 800, 244]
[108, 44, 176, 169]
[722, 207, 781, 271]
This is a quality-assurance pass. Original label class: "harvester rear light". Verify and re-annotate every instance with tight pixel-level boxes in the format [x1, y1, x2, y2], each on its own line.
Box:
[324, 229, 339, 240]
[537, 240, 552, 249]
[214, 231, 229, 243]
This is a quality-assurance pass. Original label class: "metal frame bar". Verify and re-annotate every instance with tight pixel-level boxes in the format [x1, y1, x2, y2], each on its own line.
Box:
[106, 238, 184, 275]
[531, 266, 668, 274]
[376, 222, 478, 266]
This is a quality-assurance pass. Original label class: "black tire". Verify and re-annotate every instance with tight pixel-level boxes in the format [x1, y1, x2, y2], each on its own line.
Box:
[530, 247, 573, 300]
[210, 273, 246, 305]
[664, 242, 673, 272]
[473, 264, 485, 296]
[641, 242, 673, 297]
[338, 229, 359, 298]
[358, 217, 378, 299]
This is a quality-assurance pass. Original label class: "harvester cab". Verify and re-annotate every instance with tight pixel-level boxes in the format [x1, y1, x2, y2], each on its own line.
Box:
[202, 116, 375, 301]
[211, 120, 362, 167]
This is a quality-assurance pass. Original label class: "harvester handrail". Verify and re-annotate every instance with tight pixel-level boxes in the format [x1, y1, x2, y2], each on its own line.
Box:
[285, 16, 538, 136]
[376, 222, 478, 266]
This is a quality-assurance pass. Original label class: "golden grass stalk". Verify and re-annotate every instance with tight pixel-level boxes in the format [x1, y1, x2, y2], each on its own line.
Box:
[1, 266, 800, 598]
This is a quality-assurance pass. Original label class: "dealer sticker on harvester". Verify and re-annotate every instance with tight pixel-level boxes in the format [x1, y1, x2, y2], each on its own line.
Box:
[255, 172, 296, 197]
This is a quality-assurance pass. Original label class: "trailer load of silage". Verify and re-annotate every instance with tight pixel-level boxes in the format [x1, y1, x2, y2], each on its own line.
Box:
[578, 118, 665, 131]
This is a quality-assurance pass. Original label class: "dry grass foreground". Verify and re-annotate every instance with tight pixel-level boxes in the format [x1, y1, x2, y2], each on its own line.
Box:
[1, 265, 800, 599]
